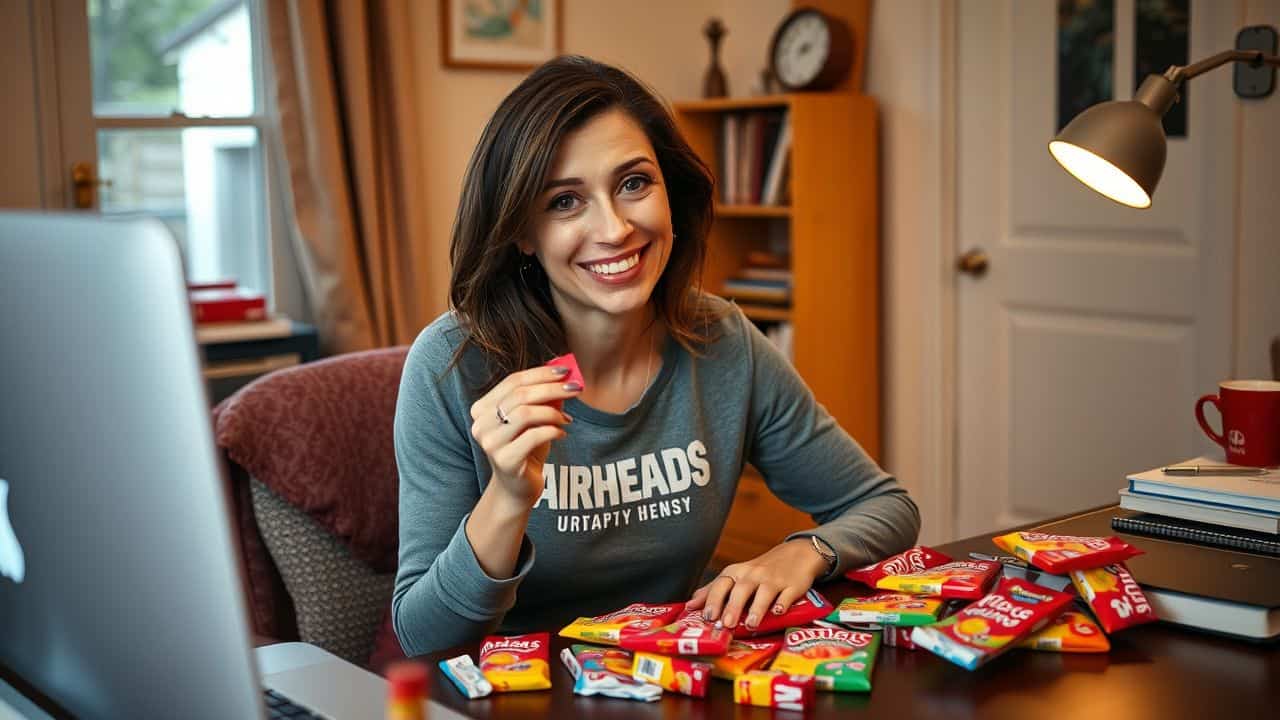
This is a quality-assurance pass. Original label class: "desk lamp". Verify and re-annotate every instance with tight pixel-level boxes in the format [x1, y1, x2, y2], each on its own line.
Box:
[1049, 31, 1279, 208]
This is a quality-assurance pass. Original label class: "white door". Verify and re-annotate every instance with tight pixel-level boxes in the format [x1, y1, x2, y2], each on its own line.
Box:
[953, 0, 1238, 537]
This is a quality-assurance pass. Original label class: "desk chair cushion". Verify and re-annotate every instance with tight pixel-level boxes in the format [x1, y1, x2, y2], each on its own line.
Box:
[213, 347, 407, 572]
[251, 478, 394, 667]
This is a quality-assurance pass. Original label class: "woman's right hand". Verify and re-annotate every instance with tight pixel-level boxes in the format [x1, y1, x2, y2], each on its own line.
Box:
[470, 364, 582, 508]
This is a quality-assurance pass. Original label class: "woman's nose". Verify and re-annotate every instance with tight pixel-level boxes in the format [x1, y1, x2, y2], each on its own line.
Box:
[595, 201, 633, 244]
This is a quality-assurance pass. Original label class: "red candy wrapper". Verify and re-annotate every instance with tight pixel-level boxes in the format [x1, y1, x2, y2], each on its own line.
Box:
[620, 609, 733, 656]
[1069, 563, 1158, 633]
[882, 625, 917, 649]
[874, 560, 1001, 600]
[545, 353, 584, 410]
[910, 578, 1074, 671]
[846, 546, 953, 586]
[992, 531, 1142, 574]
[733, 589, 833, 638]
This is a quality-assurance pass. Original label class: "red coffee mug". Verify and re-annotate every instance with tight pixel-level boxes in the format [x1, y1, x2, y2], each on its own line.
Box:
[1195, 380, 1280, 467]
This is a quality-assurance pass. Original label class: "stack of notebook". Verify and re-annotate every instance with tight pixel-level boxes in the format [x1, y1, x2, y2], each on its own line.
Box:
[1119, 458, 1280, 554]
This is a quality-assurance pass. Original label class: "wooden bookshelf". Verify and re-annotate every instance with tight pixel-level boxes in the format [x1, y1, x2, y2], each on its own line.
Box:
[673, 93, 881, 564]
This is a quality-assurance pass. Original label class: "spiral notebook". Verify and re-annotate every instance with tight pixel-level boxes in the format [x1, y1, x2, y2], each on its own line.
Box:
[1111, 513, 1280, 557]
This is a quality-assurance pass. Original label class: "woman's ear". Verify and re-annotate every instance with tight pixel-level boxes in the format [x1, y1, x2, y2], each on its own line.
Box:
[516, 239, 534, 257]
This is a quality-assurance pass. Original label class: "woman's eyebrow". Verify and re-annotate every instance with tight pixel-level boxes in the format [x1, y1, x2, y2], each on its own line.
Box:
[540, 156, 656, 193]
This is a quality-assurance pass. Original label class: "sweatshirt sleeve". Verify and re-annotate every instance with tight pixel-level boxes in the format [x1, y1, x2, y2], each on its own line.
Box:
[740, 311, 920, 579]
[391, 322, 535, 656]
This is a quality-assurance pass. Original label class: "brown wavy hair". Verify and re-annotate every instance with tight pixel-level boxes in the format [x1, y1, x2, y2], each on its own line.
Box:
[447, 55, 722, 394]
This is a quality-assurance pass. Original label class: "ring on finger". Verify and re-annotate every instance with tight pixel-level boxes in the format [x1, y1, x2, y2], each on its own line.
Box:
[495, 405, 510, 424]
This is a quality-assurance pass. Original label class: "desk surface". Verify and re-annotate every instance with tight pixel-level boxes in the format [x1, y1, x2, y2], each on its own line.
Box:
[416, 509, 1280, 719]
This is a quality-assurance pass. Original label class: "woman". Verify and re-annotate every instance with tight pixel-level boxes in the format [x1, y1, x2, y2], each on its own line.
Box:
[393, 56, 919, 656]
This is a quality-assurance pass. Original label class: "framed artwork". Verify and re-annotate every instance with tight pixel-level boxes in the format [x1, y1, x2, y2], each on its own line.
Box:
[441, 0, 563, 71]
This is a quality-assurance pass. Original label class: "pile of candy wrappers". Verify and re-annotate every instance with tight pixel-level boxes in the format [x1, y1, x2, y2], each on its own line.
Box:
[438, 532, 1156, 711]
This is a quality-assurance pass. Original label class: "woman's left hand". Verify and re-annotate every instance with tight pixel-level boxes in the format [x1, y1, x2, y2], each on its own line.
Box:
[685, 538, 828, 631]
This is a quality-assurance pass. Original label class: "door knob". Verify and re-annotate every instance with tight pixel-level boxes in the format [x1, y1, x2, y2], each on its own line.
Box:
[956, 248, 989, 277]
[70, 162, 112, 210]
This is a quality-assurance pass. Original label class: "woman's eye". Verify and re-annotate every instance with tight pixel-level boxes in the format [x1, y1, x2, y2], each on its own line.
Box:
[549, 194, 580, 212]
[620, 174, 651, 193]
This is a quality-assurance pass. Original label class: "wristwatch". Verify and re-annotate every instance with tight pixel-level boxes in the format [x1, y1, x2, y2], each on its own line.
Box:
[809, 535, 838, 576]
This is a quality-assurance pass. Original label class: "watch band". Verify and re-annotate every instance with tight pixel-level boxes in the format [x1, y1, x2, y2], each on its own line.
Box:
[810, 535, 837, 574]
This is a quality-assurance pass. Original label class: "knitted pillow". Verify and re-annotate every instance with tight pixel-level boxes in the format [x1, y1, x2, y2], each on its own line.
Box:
[251, 479, 394, 668]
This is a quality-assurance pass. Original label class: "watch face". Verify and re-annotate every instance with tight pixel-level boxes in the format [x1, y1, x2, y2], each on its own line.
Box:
[774, 12, 830, 89]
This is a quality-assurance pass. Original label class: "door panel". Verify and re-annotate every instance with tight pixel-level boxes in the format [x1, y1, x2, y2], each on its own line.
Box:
[955, 0, 1235, 536]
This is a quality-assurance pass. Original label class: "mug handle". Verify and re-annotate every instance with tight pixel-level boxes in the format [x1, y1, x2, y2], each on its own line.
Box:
[1195, 394, 1227, 450]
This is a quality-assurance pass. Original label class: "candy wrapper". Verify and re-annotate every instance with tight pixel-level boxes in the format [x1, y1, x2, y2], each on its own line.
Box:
[545, 353, 584, 410]
[828, 593, 944, 626]
[733, 589, 833, 637]
[438, 655, 492, 699]
[846, 546, 953, 586]
[875, 560, 1000, 600]
[478, 633, 551, 692]
[705, 638, 784, 680]
[630, 652, 712, 698]
[1069, 563, 1158, 633]
[559, 602, 685, 645]
[733, 670, 816, 711]
[770, 627, 880, 692]
[992, 531, 1142, 574]
[910, 578, 1074, 671]
[882, 625, 917, 649]
[560, 645, 662, 702]
[620, 609, 732, 656]
[1017, 610, 1111, 653]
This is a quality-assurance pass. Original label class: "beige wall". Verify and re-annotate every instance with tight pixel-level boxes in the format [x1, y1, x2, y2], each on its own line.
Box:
[407, 0, 789, 317]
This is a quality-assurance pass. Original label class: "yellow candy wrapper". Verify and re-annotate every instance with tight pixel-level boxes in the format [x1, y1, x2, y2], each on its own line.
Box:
[478, 633, 551, 692]
[558, 602, 685, 645]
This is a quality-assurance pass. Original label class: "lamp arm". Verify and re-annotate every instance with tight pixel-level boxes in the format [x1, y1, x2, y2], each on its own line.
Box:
[1165, 49, 1280, 84]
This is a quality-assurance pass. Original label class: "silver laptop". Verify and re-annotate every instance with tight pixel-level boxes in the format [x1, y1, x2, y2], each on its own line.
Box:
[0, 213, 453, 719]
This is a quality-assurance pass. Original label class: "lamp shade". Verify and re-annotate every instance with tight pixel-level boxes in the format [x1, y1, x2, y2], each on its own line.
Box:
[1049, 99, 1167, 208]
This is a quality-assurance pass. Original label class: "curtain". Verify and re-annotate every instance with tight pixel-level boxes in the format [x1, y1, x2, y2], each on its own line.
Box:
[266, 0, 434, 353]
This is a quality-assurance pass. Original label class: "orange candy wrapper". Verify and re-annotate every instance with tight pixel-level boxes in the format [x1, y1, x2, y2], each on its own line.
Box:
[874, 560, 1000, 600]
[1017, 610, 1111, 653]
[706, 638, 784, 680]
[630, 652, 712, 698]
[992, 531, 1142, 574]
[733, 589, 833, 638]
[1069, 563, 1158, 633]
[733, 670, 816, 711]
[478, 633, 552, 692]
[846, 546, 953, 586]
[559, 602, 686, 645]
[619, 609, 732, 656]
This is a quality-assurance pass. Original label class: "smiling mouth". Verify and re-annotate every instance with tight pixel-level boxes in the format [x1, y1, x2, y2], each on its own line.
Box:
[582, 246, 646, 276]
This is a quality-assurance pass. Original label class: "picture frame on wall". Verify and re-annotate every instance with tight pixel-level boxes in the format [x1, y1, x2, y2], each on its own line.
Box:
[441, 0, 563, 71]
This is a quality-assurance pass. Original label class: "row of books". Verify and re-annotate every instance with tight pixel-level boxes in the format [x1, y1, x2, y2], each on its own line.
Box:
[188, 279, 292, 344]
[720, 110, 792, 206]
[720, 251, 791, 306]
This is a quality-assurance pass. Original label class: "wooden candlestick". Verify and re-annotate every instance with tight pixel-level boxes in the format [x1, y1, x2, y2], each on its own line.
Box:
[703, 18, 728, 98]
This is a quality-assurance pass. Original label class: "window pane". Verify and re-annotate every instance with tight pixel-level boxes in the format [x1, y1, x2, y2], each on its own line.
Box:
[98, 127, 270, 296]
[89, 0, 256, 117]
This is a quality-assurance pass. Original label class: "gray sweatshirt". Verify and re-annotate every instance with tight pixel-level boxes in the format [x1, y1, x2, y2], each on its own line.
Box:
[392, 296, 920, 656]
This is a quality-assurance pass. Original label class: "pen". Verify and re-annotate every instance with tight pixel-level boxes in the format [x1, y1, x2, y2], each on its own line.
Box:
[1161, 465, 1270, 476]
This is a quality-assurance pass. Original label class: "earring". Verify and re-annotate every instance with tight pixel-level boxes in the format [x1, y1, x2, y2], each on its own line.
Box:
[518, 255, 539, 287]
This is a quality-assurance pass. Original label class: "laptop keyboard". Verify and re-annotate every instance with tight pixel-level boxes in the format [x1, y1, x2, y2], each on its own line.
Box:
[263, 688, 325, 719]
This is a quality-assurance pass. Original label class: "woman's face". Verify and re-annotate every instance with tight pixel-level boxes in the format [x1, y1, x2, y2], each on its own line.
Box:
[522, 108, 674, 321]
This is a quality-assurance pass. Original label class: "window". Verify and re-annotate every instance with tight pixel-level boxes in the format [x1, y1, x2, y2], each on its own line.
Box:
[89, 0, 273, 296]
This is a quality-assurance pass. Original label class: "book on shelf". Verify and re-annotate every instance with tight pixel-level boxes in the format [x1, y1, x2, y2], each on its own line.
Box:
[1111, 513, 1280, 557]
[195, 313, 294, 345]
[1119, 487, 1280, 534]
[1127, 458, 1280, 514]
[719, 109, 789, 206]
[189, 287, 267, 323]
[722, 278, 790, 305]
[737, 266, 793, 283]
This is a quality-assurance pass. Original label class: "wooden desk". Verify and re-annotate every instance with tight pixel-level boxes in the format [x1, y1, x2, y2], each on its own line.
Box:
[415, 511, 1280, 719]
